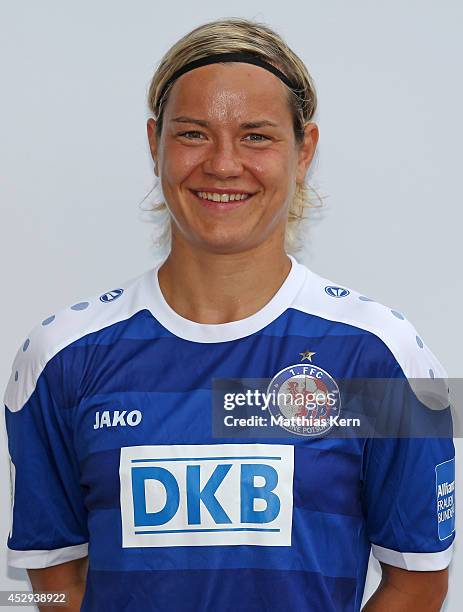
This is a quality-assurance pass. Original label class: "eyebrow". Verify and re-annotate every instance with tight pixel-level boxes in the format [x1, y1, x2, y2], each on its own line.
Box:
[171, 116, 279, 129]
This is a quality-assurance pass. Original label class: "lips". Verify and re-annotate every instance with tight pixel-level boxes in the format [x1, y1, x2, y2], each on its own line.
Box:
[189, 189, 255, 211]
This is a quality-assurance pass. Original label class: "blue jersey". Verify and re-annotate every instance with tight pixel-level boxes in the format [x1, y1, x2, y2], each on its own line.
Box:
[4, 255, 455, 611]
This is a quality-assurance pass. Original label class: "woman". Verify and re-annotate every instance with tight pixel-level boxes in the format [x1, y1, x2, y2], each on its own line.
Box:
[4, 17, 454, 612]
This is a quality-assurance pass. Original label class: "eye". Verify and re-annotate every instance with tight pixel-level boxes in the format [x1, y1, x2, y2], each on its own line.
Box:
[177, 130, 204, 139]
[244, 133, 270, 142]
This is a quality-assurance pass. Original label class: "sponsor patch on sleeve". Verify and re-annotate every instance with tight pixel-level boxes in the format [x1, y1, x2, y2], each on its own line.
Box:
[435, 457, 455, 541]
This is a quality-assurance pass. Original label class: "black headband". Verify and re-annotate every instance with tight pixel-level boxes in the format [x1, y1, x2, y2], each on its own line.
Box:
[157, 52, 303, 109]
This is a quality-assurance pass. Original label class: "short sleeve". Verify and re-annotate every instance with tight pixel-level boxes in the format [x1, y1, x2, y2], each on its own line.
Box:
[3, 330, 89, 568]
[361, 376, 455, 570]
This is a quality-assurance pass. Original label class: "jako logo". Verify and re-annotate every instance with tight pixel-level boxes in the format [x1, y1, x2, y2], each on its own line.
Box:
[94, 410, 142, 429]
[100, 288, 124, 303]
[119, 444, 294, 548]
[324, 286, 350, 298]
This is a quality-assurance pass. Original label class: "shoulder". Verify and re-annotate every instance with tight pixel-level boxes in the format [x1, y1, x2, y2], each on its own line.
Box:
[4, 268, 153, 412]
[292, 262, 448, 407]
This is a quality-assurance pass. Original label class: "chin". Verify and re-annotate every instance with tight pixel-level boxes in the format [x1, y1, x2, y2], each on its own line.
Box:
[191, 227, 258, 254]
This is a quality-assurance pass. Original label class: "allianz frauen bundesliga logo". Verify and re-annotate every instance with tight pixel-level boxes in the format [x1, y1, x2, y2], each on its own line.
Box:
[266, 351, 341, 437]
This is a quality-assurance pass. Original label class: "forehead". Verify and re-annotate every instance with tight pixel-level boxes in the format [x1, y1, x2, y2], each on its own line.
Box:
[164, 62, 291, 123]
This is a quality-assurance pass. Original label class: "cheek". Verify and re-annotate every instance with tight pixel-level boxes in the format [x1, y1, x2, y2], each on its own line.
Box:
[162, 143, 203, 185]
[248, 150, 294, 185]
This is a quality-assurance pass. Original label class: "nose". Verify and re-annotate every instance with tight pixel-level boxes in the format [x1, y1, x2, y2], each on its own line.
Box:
[202, 138, 243, 179]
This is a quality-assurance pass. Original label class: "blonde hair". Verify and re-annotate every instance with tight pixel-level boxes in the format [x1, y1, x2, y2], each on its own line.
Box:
[143, 17, 323, 253]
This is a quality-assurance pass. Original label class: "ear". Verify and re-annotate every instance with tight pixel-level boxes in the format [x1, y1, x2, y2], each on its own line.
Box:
[295, 122, 319, 184]
[147, 118, 159, 170]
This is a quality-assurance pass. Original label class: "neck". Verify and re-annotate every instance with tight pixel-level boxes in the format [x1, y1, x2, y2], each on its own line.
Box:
[157, 239, 293, 325]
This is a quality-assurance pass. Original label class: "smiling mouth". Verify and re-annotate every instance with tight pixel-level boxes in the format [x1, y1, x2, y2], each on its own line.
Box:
[189, 189, 256, 209]
[191, 190, 254, 203]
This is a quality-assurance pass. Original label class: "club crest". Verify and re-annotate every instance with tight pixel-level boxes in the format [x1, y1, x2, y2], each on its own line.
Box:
[266, 363, 341, 437]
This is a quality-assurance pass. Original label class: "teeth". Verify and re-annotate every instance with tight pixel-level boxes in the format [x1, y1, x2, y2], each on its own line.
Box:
[196, 191, 250, 203]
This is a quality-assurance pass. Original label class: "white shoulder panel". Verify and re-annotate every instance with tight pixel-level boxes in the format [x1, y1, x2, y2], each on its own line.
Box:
[293, 267, 449, 409]
[4, 269, 152, 413]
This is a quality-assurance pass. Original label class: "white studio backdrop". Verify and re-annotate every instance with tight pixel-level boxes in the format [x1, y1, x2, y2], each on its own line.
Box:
[1, 1, 461, 610]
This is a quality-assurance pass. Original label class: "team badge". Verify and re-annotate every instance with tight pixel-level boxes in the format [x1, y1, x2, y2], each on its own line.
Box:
[266, 363, 341, 437]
